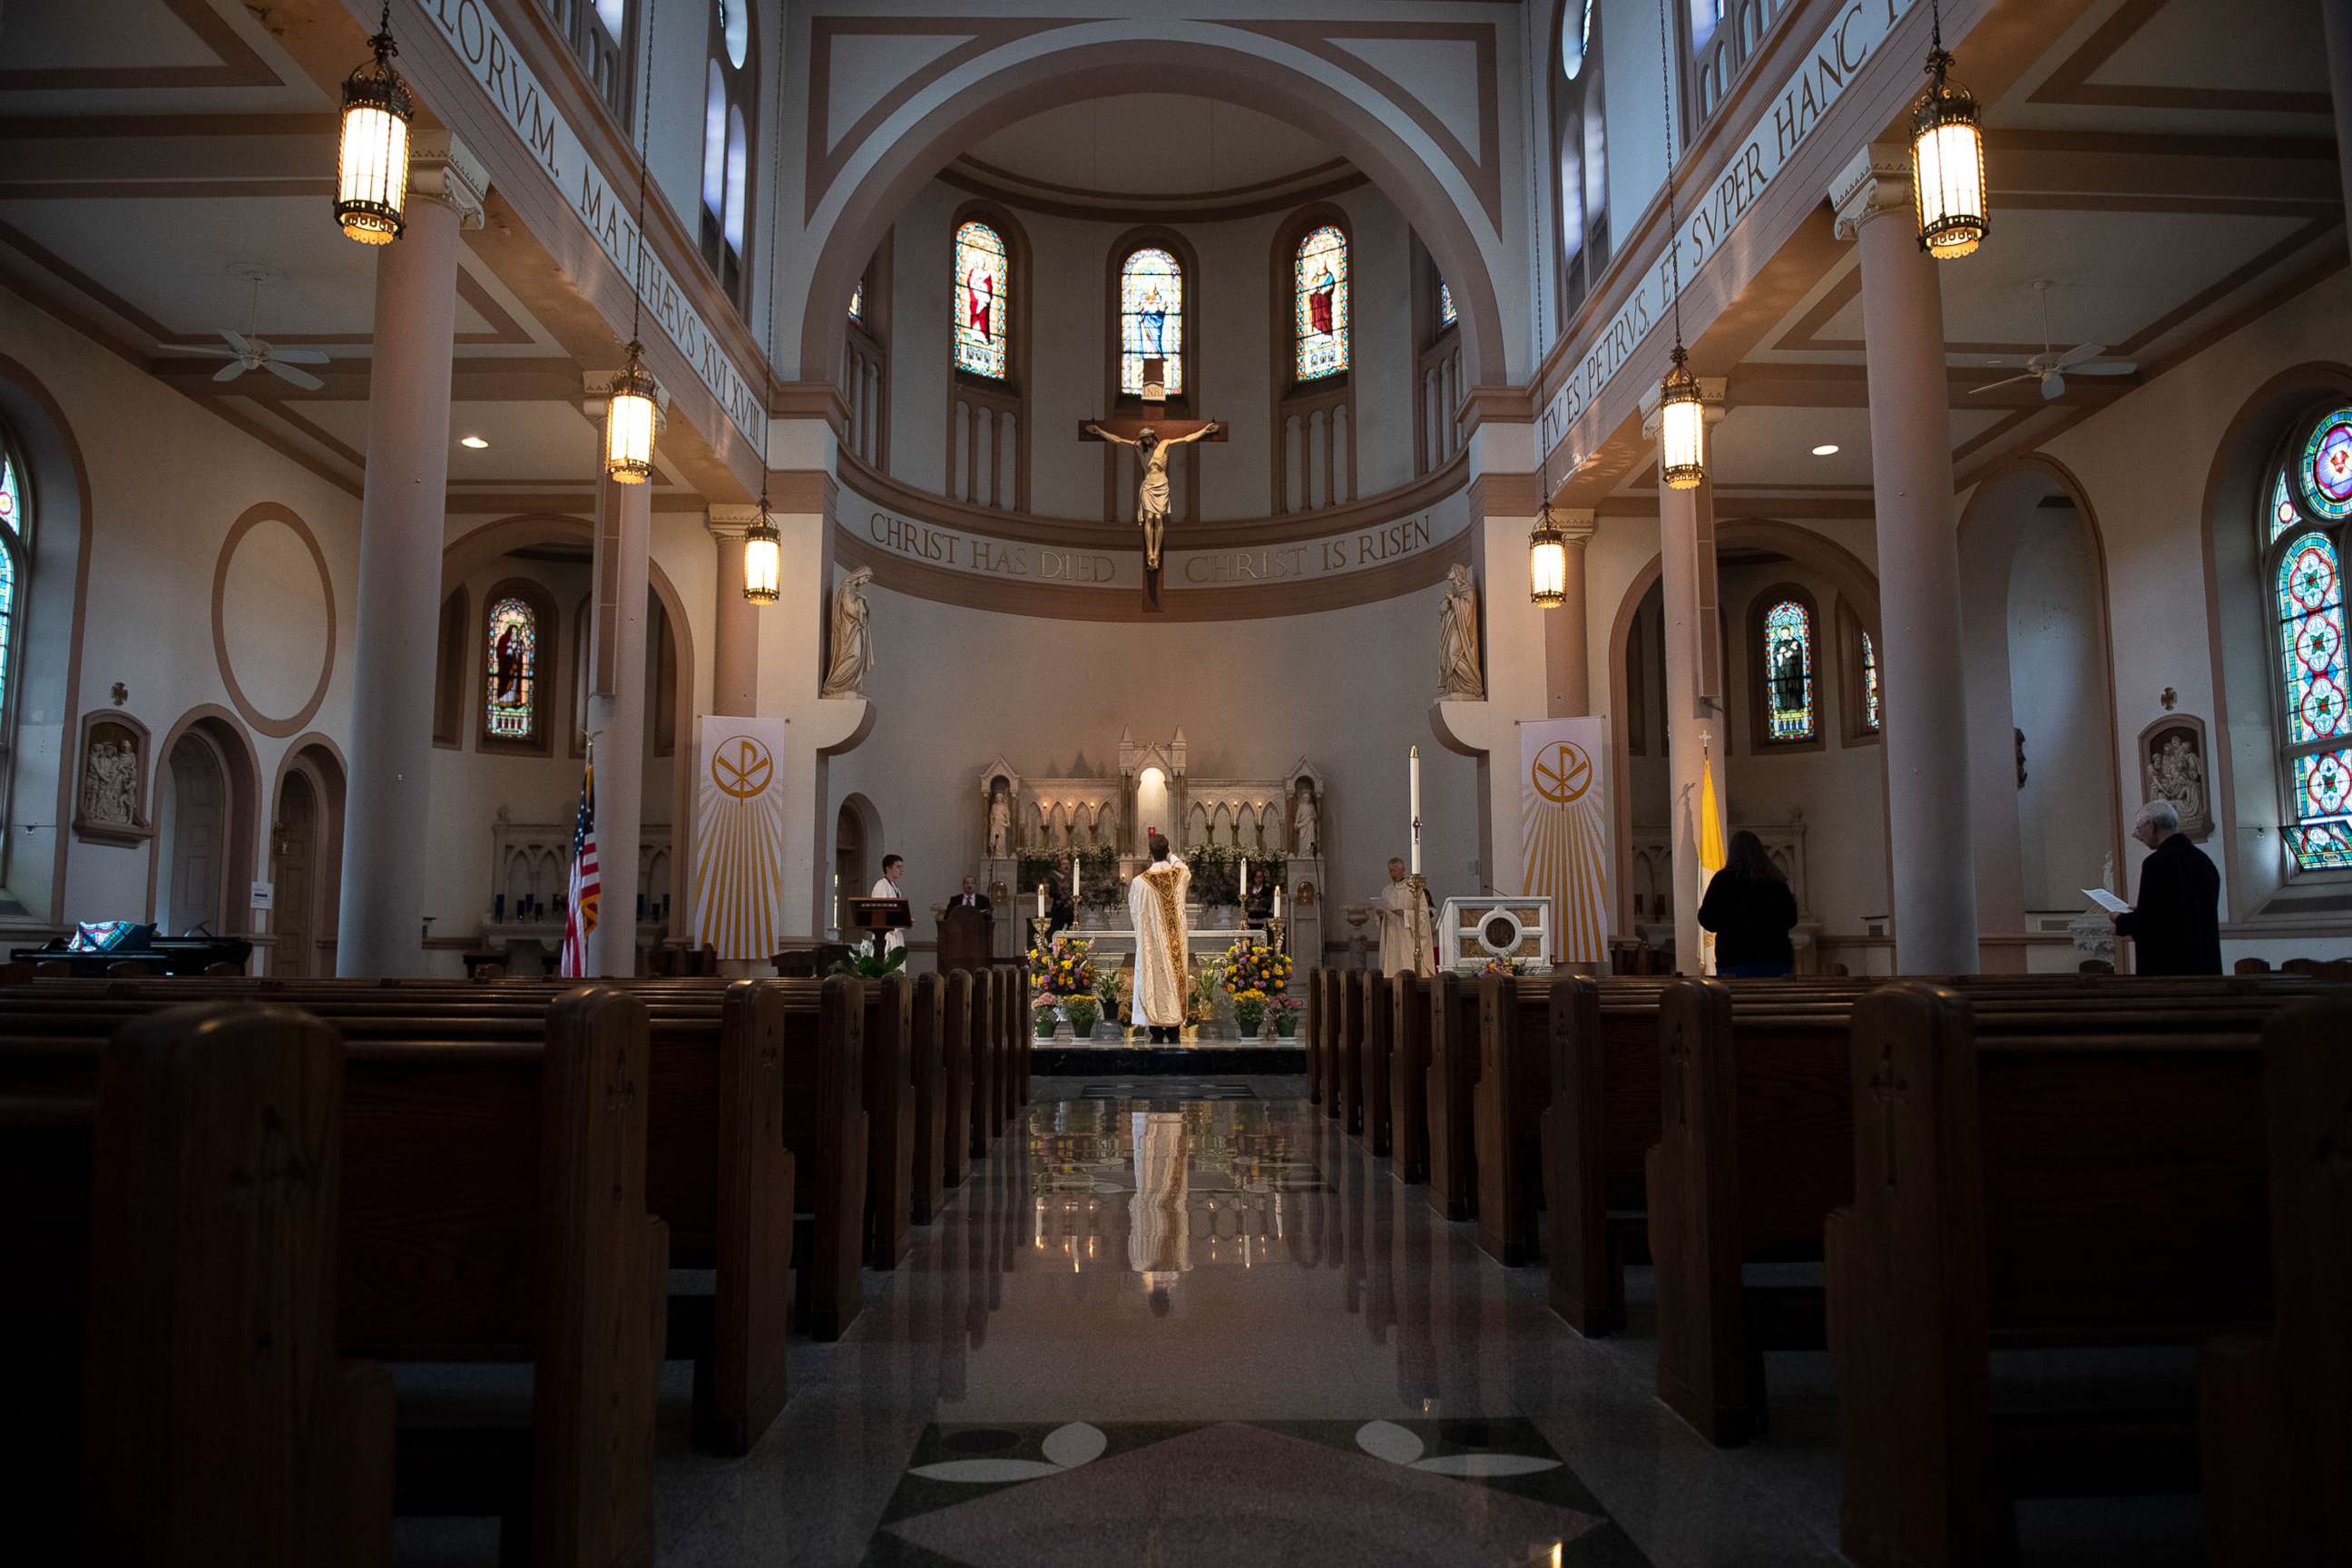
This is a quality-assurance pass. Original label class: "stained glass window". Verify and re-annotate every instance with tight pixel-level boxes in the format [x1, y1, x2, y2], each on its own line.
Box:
[1563, 0, 1593, 77]
[2299, 407, 2352, 522]
[848, 279, 863, 325]
[2272, 468, 2299, 544]
[953, 220, 1010, 380]
[1762, 599, 1815, 742]
[1437, 278, 1457, 330]
[0, 445, 21, 720]
[1293, 224, 1349, 382]
[0, 446, 19, 537]
[1119, 247, 1184, 396]
[484, 595, 540, 741]
[1860, 630, 1881, 734]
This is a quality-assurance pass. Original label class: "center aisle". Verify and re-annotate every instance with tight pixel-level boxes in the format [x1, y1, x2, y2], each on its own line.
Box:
[654, 1078, 1844, 1567]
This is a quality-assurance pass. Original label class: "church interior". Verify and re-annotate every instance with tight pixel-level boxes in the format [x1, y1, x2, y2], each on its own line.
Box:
[1, 0, 2348, 1563]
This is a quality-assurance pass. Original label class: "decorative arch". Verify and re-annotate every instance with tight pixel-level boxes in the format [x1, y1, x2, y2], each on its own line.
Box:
[795, 37, 1514, 395]
[2251, 401, 2352, 874]
[1270, 203, 1357, 514]
[945, 200, 1031, 511]
[269, 733, 348, 976]
[1102, 225, 1205, 524]
[145, 703, 262, 935]
[834, 789, 884, 935]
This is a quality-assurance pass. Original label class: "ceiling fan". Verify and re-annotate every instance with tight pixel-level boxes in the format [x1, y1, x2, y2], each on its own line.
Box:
[1969, 279, 2137, 401]
[158, 265, 330, 391]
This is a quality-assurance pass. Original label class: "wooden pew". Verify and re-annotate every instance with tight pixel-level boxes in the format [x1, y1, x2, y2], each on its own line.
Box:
[1004, 958, 1031, 1112]
[908, 972, 949, 1223]
[968, 966, 996, 1160]
[1827, 983, 2345, 1565]
[1305, 965, 1326, 1105]
[1356, 969, 1392, 1157]
[1319, 968, 1346, 1123]
[0, 986, 670, 1564]
[1475, 972, 1553, 1265]
[938, 969, 972, 1191]
[1338, 969, 1365, 1136]
[861, 971, 916, 1269]
[1424, 970, 1480, 1222]
[3, 1004, 396, 1567]
[1388, 969, 1432, 1183]
[1542, 975, 1664, 1336]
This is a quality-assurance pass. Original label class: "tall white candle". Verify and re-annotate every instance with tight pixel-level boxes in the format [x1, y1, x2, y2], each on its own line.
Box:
[1240, 857, 1249, 901]
[1273, 885, 1283, 918]
[1408, 746, 1422, 875]
[1072, 858, 1081, 901]
[1036, 883, 1046, 920]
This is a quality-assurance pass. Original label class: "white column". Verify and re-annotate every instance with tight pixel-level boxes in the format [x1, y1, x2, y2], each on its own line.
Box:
[1833, 146, 1980, 973]
[705, 505, 760, 715]
[337, 135, 486, 976]
[1642, 383, 1728, 975]
[1545, 508, 1599, 716]
[584, 377, 654, 976]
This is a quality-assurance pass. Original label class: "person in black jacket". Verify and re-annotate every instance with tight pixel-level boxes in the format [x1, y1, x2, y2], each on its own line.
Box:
[2112, 799, 2221, 975]
[1697, 829, 1799, 977]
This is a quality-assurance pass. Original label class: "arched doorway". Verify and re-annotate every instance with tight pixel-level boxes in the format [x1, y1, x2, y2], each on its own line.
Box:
[270, 769, 318, 976]
[158, 730, 227, 936]
[1958, 458, 2123, 967]
[834, 793, 881, 936]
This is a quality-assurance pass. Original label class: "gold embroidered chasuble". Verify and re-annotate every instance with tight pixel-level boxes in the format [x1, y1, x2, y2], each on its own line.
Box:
[1125, 858, 1192, 1026]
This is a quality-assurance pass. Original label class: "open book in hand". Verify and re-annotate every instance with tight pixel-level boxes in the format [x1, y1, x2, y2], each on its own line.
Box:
[2081, 887, 2131, 916]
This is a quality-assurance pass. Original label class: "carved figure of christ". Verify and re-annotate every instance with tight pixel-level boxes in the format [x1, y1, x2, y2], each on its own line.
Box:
[1080, 358, 1224, 575]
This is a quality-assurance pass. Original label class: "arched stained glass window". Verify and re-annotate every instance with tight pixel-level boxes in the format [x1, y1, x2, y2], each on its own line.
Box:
[1437, 277, 1457, 330]
[485, 595, 541, 741]
[1761, 598, 1815, 743]
[2266, 407, 2352, 871]
[848, 279, 864, 325]
[0, 441, 21, 720]
[1119, 247, 1184, 396]
[954, 220, 1010, 379]
[1293, 224, 1349, 382]
[1860, 630, 1881, 734]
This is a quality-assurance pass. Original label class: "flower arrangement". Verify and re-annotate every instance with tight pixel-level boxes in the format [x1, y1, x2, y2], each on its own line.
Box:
[1185, 956, 1226, 1026]
[1477, 956, 1530, 977]
[1230, 987, 1269, 1037]
[1220, 938, 1293, 999]
[1032, 996, 1060, 1038]
[1269, 994, 1303, 1037]
[1025, 936, 1098, 1001]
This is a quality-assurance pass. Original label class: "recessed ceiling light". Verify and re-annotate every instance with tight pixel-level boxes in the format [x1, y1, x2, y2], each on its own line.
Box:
[458, 435, 489, 449]
[1811, 443, 1840, 456]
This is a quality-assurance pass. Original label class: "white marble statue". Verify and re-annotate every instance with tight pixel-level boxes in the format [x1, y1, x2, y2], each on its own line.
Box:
[818, 566, 874, 698]
[1292, 788, 1319, 857]
[2151, 733, 2205, 826]
[986, 790, 1011, 858]
[1438, 564, 1485, 701]
[82, 738, 137, 827]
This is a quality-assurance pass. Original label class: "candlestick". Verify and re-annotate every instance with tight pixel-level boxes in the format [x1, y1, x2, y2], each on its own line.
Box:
[1408, 745, 1423, 876]
[1029, 914, 1052, 961]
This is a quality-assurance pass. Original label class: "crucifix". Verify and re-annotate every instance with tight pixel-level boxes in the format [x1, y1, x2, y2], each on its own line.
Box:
[1080, 356, 1224, 609]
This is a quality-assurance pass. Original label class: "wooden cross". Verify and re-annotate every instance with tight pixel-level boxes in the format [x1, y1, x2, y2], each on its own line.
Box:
[1078, 357, 1225, 611]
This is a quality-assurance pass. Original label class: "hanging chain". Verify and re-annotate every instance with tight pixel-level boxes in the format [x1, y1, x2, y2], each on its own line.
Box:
[1656, 0, 1684, 351]
[759, 0, 788, 508]
[1930, 0, 1944, 54]
[629, 0, 659, 349]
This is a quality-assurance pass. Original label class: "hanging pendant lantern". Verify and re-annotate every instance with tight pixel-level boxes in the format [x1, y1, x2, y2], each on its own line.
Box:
[336, 6, 413, 245]
[604, 346, 658, 483]
[1909, 5, 1987, 260]
[743, 503, 782, 603]
[1528, 503, 1568, 609]
[1659, 347, 1706, 490]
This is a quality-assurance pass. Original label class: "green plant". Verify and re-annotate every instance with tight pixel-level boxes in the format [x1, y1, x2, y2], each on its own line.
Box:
[1032, 1000, 1059, 1039]
[1232, 995, 1266, 1037]
[1063, 995, 1100, 1035]
[829, 946, 908, 978]
[1270, 995, 1302, 1037]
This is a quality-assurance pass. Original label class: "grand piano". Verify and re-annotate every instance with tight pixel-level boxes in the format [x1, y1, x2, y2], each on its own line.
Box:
[12, 926, 252, 977]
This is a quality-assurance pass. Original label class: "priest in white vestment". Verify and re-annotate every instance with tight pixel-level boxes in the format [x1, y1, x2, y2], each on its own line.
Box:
[1374, 856, 1436, 975]
[869, 853, 906, 958]
[1126, 834, 1192, 1043]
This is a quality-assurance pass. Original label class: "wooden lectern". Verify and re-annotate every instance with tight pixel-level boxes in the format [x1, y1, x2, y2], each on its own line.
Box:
[937, 904, 994, 972]
[848, 897, 911, 963]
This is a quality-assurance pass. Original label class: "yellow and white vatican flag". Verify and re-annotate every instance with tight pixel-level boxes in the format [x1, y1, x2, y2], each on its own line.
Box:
[1519, 718, 1612, 964]
[690, 715, 793, 961]
[1697, 740, 1727, 976]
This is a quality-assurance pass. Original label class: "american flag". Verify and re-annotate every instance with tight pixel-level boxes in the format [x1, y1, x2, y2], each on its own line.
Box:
[559, 746, 599, 977]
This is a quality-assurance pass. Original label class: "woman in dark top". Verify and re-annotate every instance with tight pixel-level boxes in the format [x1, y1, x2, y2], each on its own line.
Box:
[1698, 830, 1799, 978]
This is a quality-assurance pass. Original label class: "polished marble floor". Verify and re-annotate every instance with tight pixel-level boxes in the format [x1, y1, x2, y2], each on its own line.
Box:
[644, 1079, 1857, 1568]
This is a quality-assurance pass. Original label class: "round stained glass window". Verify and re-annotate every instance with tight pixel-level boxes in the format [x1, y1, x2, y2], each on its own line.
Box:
[2301, 407, 2352, 521]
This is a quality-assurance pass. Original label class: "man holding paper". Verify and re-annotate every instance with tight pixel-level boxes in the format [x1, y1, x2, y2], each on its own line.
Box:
[2093, 799, 2220, 975]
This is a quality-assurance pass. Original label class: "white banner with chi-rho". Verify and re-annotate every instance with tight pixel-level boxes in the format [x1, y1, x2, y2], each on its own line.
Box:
[690, 716, 793, 961]
[1518, 718, 1612, 965]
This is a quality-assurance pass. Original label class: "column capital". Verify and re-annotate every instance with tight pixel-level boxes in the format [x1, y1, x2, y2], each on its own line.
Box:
[705, 503, 761, 541]
[408, 132, 488, 230]
[1555, 507, 1598, 545]
[1638, 377, 1729, 436]
[1829, 143, 1913, 241]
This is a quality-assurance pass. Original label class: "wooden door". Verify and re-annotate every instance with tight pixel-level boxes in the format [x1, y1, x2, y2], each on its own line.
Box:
[270, 771, 317, 977]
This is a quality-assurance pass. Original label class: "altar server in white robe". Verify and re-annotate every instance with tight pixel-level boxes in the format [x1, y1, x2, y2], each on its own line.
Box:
[1374, 856, 1436, 975]
[1126, 834, 1192, 1043]
[870, 853, 907, 957]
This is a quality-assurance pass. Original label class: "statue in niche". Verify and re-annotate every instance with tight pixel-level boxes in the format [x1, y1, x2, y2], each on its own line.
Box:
[1293, 785, 1319, 858]
[1438, 564, 1486, 701]
[81, 738, 138, 827]
[2141, 717, 2214, 841]
[818, 566, 874, 698]
[986, 788, 1011, 858]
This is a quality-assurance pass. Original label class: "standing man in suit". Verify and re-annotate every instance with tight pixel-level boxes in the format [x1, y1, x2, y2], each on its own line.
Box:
[952, 876, 991, 913]
[2112, 799, 2221, 975]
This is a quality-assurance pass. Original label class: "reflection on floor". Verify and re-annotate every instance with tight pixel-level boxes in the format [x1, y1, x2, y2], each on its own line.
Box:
[637, 1077, 1852, 1568]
